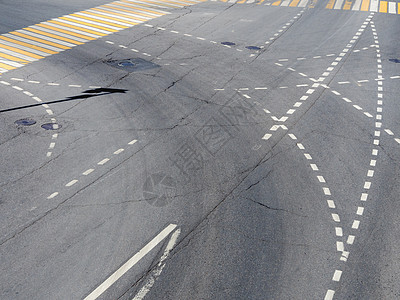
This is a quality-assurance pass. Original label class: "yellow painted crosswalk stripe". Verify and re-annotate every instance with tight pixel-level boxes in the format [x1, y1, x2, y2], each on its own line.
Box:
[108, 2, 165, 16]
[379, 0, 387, 12]
[92, 7, 149, 21]
[47, 20, 108, 36]
[10, 31, 71, 50]
[103, 3, 163, 16]
[108, 2, 161, 16]
[360, 0, 370, 10]
[326, 0, 335, 9]
[0, 62, 17, 70]
[0, 36, 57, 54]
[0, 42, 44, 59]
[24, 27, 83, 45]
[36, 23, 96, 40]
[70, 13, 128, 29]
[272, 0, 282, 5]
[127, 0, 179, 8]
[289, 0, 301, 7]
[0, 0, 185, 74]
[83, 10, 142, 25]
[343, 0, 353, 9]
[0, 52, 28, 64]
[59, 16, 118, 32]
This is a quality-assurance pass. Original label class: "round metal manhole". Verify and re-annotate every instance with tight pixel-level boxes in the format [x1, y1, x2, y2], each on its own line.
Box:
[41, 123, 61, 130]
[246, 46, 261, 50]
[15, 119, 36, 126]
[389, 58, 400, 63]
[221, 41, 236, 46]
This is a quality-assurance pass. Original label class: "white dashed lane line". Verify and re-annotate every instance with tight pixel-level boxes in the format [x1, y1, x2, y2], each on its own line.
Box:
[275, 44, 378, 64]
[46, 139, 137, 201]
[289, 133, 348, 295]
[0, 80, 59, 158]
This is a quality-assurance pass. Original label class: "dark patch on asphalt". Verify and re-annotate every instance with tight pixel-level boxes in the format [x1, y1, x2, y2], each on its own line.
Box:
[246, 46, 261, 50]
[105, 58, 160, 72]
[41, 123, 61, 130]
[221, 41, 236, 46]
[15, 119, 36, 126]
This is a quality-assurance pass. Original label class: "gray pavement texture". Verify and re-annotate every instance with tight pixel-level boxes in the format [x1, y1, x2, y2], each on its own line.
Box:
[1, 0, 400, 299]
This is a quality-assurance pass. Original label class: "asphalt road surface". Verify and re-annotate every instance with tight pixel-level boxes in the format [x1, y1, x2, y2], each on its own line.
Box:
[1, 0, 400, 299]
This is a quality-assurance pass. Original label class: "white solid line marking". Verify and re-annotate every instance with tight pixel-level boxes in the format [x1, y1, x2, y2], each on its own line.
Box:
[84, 224, 178, 300]
[98, 158, 110, 165]
[114, 148, 124, 155]
[128, 139, 137, 145]
[333, 270, 342, 282]
[47, 192, 59, 199]
[83, 169, 94, 176]
[66, 179, 78, 187]
[132, 228, 181, 300]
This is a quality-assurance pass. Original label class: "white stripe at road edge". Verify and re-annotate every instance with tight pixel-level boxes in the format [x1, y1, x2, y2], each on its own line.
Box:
[132, 228, 181, 300]
[84, 223, 178, 300]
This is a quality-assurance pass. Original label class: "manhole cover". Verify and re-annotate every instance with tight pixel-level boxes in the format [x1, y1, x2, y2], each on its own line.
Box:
[389, 58, 400, 63]
[105, 58, 160, 72]
[221, 41, 236, 46]
[41, 123, 61, 130]
[246, 46, 261, 50]
[15, 119, 36, 126]
[143, 172, 176, 207]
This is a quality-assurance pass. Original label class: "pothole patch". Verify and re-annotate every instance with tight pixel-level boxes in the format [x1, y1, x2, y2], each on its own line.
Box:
[246, 46, 261, 50]
[15, 119, 36, 126]
[105, 58, 160, 72]
[41, 123, 61, 130]
[221, 41, 236, 46]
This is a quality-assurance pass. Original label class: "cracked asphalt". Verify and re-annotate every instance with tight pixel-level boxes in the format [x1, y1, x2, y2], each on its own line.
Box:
[1, 0, 400, 299]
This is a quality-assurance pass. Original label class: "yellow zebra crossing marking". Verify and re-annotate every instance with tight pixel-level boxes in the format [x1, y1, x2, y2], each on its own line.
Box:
[0, 0, 204, 75]
[326, 0, 400, 13]
[208, 0, 399, 13]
